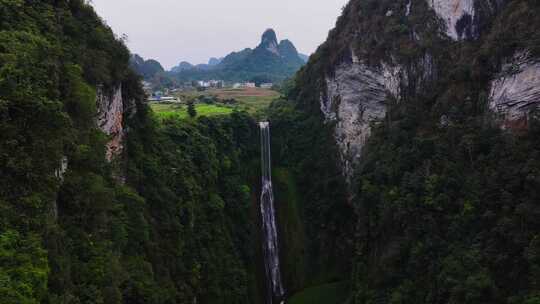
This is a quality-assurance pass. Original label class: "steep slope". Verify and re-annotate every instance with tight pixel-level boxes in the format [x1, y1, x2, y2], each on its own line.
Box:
[271, 0, 540, 302]
[290, 0, 540, 178]
[0, 1, 263, 303]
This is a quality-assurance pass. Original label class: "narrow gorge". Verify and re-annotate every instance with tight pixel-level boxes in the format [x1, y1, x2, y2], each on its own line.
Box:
[1, 0, 540, 304]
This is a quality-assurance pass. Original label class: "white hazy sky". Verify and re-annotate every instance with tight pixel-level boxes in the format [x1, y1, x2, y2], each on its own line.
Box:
[91, 0, 348, 69]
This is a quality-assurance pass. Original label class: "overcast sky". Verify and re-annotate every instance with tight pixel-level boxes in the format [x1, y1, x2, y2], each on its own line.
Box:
[91, 0, 348, 69]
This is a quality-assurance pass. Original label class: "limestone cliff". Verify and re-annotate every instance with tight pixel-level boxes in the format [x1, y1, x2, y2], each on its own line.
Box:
[298, 0, 537, 180]
[260, 29, 280, 56]
[96, 85, 125, 161]
[281, 0, 540, 301]
[321, 57, 404, 180]
[320, 48, 436, 179]
[427, 0, 477, 40]
[489, 51, 540, 129]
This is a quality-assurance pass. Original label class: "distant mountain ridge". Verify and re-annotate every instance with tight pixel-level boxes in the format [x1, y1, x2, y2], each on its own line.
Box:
[170, 29, 306, 83]
[208, 57, 223, 66]
[170, 61, 194, 73]
[129, 54, 164, 80]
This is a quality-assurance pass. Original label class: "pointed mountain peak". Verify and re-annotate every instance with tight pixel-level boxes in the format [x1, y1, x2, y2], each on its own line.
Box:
[259, 28, 279, 55]
[278, 39, 300, 59]
[278, 39, 297, 52]
[261, 29, 278, 45]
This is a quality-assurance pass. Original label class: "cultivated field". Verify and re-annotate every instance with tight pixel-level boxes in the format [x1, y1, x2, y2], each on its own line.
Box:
[150, 87, 281, 119]
[150, 103, 233, 119]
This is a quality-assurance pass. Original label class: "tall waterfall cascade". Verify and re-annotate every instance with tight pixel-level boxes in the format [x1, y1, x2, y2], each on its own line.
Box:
[259, 122, 285, 304]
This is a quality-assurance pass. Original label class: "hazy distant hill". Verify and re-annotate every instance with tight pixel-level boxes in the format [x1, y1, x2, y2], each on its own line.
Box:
[170, 61, 194, 73]
[208, 57, 223, 66]
[170, 29, 306, 83]
[129, 54, 164, 80]
[171, 57, 223, 73]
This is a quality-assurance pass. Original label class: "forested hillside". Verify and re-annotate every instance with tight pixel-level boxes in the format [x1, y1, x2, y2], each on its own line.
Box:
[2, 1, 540, 304]
[271, 0, 540, 303]
[0, 1, 262, 303]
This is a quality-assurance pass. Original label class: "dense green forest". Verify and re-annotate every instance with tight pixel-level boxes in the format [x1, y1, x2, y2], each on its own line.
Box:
[0, 1, 263, 303]
[270, 0, 540, 303]
[2, 0, 540, 304]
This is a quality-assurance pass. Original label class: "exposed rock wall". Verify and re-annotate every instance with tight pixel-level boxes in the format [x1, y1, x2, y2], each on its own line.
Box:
[320, 47, 436, 180]
[489, 51, 540, 129]
[427, 0, 476, 40]
[261, 29, 280, 55]
[321, 58, 405, 180]
[54, 156, 69, 181]
[96, 85, 125, 161]
[317, 0, 520, 181]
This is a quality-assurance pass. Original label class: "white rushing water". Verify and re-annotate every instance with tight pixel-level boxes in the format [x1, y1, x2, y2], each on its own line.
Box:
[259, 122, 284, 304]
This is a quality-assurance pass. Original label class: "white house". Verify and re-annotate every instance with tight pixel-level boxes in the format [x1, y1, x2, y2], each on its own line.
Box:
[232, 82, 256, 89]
[197, 81, 211, 88]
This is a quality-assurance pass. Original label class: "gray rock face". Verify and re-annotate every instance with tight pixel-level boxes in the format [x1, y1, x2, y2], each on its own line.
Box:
[427, 0, 476, 40]
[489, 51, 540, 128]
[321, 57, 404, 180]
[320, 47, 436, 180]
[96, 86, 125, 160]
[261, 29, 280, 55]
[54, 156, 69, 181]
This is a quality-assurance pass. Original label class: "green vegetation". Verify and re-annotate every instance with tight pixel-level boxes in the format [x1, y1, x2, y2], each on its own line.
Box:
[267, 99, 355, 296]
[150, 103, 234, 119]
[187, 100, 197, 117]
[277, 0, 540, 303]
[3, 1, 540, 304]
[0, 1, 261, 303]
[235, 95, 277, 113]
[130, 54, 165, 80]
[122, 112, 260, 303]
[273, 167, 307, 292]
[175, 88, 280, 115]
[170, 29, 305, 84]
[288, 281, 350, 304]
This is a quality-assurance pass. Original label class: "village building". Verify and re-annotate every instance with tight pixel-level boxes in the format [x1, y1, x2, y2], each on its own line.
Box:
[233, 82, 257, 89]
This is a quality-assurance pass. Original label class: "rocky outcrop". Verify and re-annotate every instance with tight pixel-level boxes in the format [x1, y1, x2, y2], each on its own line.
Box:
[320, 47, 436, 180]
[321, 55, 405, 180]
[54, 156, 69, 181]
[427, 0, 477, 40]
[96, 85, 125, 161]
[260, 29, 280, 55]
[489, 51, 540, 129]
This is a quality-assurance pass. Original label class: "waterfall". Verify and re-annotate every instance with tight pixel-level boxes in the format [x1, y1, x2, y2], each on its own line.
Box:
[259, 122, 284, 304]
